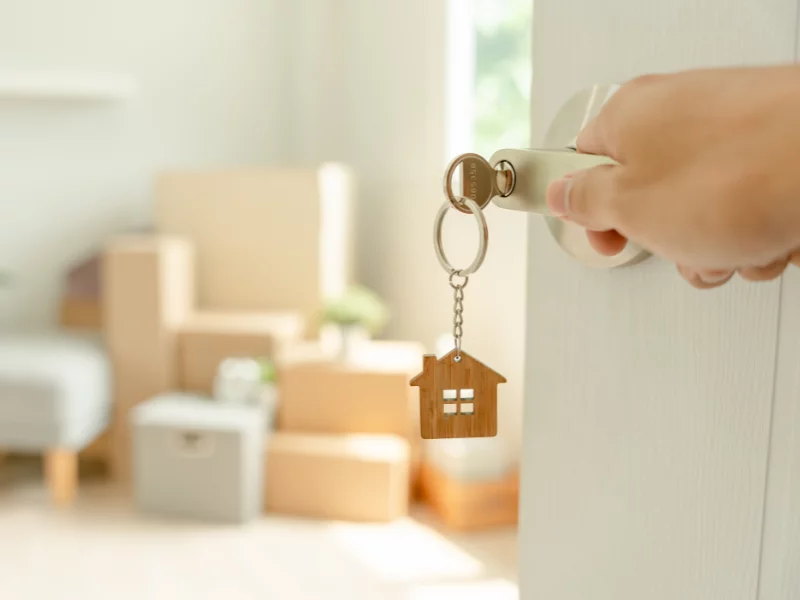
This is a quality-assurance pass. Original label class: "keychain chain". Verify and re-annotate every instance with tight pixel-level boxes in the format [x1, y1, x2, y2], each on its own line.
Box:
[433, 154, 494, 362]
[449, 272, 468, 361]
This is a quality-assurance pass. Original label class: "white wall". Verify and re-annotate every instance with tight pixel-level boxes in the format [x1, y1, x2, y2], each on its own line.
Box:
[0, 0, 287, 329]
[279, 0, 528, 455]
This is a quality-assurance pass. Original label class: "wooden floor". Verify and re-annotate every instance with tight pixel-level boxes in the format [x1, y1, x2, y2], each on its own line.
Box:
[0, 457, 518, 600]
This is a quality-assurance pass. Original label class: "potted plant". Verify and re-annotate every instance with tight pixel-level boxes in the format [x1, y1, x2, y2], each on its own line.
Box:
[213, 356, 279, 431]
[257, 357, 279, 430]
[321, 285, 389, 361]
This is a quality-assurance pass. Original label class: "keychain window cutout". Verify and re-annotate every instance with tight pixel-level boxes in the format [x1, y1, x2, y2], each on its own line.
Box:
[442, 389, 475, 417]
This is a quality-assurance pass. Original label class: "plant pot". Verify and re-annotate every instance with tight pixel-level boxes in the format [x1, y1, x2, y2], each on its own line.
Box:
[261, 383, 279, 431]
[213, 357, 263, 406]
[332, 324, 370, 362]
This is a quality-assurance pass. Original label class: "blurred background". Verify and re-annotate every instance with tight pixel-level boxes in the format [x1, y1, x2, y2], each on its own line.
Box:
[0, 0, 531, 598]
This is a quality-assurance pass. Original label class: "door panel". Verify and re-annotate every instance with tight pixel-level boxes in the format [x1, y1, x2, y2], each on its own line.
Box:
[521, 2, 798, 599]
[759, 270, 800, 600]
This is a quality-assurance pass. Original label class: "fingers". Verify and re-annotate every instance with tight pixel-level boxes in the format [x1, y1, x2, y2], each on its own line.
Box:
[739, 258, 789, 282]
[677, 266, 735, 289]
[545, 165, 622, 232]
[586, 230, 628, 256]
[678, 258, 789, 290]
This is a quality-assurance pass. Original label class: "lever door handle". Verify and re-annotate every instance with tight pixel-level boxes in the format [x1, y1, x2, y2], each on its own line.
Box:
[489, 148, 618, 215]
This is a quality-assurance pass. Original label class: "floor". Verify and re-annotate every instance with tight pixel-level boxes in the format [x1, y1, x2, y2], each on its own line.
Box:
[0, 458, 518, 600]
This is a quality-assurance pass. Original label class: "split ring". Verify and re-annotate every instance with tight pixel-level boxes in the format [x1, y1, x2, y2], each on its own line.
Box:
[433, 197, 488, 277]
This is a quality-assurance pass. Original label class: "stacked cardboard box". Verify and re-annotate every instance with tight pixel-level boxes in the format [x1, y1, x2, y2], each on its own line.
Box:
[155, 166, 354, 333]
[98, 166, 354, 482]
[177, 311, 305, 394]
[103, 235, 195, 481]
[417, 462, 519, 531]
[265, 340, 424, 522]
[266, 432, 409, 522]
[60, 252, 103, 330]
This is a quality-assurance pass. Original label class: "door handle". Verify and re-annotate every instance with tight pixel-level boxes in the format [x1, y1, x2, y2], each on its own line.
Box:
[448, 84, 649, 269]
[488, 148, 618, 215]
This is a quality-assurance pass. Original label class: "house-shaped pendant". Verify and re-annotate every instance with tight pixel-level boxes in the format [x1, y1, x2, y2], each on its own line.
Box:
[410, 349, 506, 439]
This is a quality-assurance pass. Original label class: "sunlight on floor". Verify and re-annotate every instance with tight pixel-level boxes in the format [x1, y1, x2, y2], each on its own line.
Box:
[407, 578, 519, 600]
[327, 518, 486, 582]
[0, 470, 518, 600]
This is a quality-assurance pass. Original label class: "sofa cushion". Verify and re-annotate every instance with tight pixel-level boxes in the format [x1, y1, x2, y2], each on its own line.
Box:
[0, 333, 111, 450]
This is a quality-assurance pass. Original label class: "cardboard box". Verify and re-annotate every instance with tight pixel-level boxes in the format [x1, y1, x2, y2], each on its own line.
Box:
[417, 462, 519, 531]
[277, 341, 424, 439]
[178, 311, 305, 394]
[59, 297, 103, 330]
[265, 432, 409, 521]
[103, 235, 195, 480]
[155, 166, 354, 331]
[60, 252, 103, 330]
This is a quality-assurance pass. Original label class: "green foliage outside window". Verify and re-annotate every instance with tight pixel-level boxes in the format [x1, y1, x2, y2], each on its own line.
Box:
[473, 0, 532, 157]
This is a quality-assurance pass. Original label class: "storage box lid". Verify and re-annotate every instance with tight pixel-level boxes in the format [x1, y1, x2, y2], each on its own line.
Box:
[131, 393, 262, 432]
[269, 432, 409, 463]
[180, 311, 305, 340]
[278, 340, 425, 375]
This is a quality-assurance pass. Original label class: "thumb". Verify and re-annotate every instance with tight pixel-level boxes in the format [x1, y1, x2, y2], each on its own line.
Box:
[545, 164, 622, 231]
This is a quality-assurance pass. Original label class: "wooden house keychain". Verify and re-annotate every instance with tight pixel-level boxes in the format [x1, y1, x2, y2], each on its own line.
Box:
[411, 154, 508, 439]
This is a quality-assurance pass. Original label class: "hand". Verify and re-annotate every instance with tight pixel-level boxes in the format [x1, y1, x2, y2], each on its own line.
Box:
[545, 66, 800, 288]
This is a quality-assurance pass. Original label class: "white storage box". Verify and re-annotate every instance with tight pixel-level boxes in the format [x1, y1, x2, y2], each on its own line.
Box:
[131, 393, 264, 523]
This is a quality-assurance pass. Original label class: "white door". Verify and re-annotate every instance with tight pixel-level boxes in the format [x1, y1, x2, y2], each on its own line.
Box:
[520, 2, 800, 599]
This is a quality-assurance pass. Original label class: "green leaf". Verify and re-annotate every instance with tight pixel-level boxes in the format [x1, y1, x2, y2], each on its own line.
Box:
[321, 285, 389, 335]
[256, 357, 278, 384]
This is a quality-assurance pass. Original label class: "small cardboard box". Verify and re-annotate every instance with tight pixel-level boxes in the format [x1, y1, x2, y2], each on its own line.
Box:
[178, 311, 305, 394]
[60, 297, 103, 330]
[265, 432, 410, 522]
[277, 341, 424, 439]
[417, 462, 519, 531]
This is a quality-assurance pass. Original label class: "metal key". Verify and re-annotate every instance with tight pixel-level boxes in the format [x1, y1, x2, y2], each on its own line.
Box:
[443, 149, 617, 216]
[443, 153, 515, 214]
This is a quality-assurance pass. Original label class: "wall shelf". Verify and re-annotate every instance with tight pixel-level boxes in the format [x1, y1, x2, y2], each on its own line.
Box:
[0, 74, 135, 102]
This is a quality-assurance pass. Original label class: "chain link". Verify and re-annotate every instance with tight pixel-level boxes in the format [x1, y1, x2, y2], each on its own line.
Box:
[449, 272, 469, 360]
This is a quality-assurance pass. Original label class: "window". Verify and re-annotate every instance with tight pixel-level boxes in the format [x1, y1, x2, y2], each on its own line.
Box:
[445, 0, 532, 159]
[442, 389, 476, 416]
[472, 0, 532, 157]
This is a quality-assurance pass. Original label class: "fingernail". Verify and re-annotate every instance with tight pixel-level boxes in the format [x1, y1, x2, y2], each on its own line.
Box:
[546, 177, 571, 217]
[698, 270, 734, 284]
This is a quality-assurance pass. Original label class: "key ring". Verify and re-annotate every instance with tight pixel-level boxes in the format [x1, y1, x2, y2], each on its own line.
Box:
[443, 153, 495, 214]
[433, 196, 488, 277]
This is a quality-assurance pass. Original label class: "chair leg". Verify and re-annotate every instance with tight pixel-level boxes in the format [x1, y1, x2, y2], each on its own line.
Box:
[44, 449, 78, 507]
